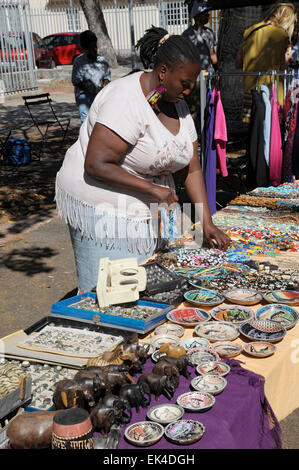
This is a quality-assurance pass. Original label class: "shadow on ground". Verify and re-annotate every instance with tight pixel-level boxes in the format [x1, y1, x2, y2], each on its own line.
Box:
[0, 245, 58, 276]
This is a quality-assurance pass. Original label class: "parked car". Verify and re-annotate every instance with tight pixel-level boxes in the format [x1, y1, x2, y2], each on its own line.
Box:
[41, 32, 84, 67]
[0, 32, 52, 69]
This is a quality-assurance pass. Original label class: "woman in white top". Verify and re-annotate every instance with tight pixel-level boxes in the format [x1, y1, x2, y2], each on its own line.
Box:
[55, 26, 230, 293]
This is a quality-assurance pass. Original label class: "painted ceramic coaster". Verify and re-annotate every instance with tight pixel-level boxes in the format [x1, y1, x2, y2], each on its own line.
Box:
[263, 290, 299, 306]
[240, 319, 287, 343]
[243, 341, 276, 358]
[147, 404, 184, 425]
[184, 289, 225, 307]
[211, 341, 242, 358]
[180, 337, 210, 351]
[211, 305, 254, 325]
[167, 307, 211, 326]
[155, 323, 185, 338]
[194, 321, 240, 342]
[150, 334, 180, 349]
[124, 421, 164, 447]
[191, 374, 227, 395]
[165, 419, 205, 445]
[223, 288, 263, 306]
[177, 391, 215, 412]
[255, 304, 299, 330]
[196, 360, 230, 377]
[187, 347, 219, 365]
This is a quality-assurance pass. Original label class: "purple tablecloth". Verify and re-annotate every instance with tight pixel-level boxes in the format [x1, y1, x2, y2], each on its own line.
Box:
[116, 357, 281, 450]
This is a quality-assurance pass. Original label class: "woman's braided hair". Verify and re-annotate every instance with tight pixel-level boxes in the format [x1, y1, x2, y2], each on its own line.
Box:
[135, 25, 201, 69]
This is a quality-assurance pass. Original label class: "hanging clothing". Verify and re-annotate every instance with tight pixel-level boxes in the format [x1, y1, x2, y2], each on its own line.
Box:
[260, 85, 272, 167]
[213, 88, 228, 177]
[204, 88, 217, 215]
[269, 86, 283, 187]
[246, 89, 268, 190]
[282, 100, 298, 183]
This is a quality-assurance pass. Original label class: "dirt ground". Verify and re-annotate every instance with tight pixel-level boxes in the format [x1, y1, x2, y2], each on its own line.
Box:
[0, 73, 298, 449]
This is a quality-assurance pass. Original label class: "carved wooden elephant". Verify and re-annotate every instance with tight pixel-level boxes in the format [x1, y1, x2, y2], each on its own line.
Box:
[159, 343, 187, 358]
[89, 403, 118, 437]
[158, 354, 192, 379]
[101, 393, 132, 424]
[137, 372, 178, 401]
[52, 377, 103, 410]
[119, 382, 151, 413]
[152, 360, 180, 388]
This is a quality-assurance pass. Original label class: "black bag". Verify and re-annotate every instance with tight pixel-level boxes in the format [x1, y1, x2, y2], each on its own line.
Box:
[2, 137, 32, 166]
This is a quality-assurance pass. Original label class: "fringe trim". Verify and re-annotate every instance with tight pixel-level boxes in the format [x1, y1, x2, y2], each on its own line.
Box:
[55, 183, 157, 256]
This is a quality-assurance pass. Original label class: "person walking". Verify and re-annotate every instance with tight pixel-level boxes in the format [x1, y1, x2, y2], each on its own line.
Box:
[72, 30, 111, 123]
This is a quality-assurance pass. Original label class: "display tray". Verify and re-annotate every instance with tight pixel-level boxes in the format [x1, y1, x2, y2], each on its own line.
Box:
[51, 293, 173, 334]
[143, 262, 185, 296]
[0, 376, 32, 421]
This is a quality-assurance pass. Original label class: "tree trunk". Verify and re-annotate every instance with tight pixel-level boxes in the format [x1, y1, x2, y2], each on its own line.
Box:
[79, 0, 118, 67]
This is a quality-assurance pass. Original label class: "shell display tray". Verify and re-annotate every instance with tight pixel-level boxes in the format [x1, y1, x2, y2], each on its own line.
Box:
[51, 293, 173, 334]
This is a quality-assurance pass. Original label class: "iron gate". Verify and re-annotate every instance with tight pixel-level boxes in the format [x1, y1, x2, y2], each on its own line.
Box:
[0, 0, 37, 96]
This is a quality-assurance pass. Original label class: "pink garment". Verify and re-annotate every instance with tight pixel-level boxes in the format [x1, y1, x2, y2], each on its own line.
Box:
[213, 88, 228, 177]
[269, 86, 283, 186]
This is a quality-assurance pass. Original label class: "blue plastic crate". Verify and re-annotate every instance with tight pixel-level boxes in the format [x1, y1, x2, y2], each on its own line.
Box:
[51, 292, 173, 334]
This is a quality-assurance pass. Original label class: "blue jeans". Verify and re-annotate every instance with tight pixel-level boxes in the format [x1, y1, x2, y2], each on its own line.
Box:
[76, 93, 95, 123]
[68, 224, 157, 293]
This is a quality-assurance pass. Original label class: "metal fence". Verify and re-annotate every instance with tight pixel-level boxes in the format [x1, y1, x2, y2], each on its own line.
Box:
[29, 2, 220, 57]
[0, 0, 37, 96]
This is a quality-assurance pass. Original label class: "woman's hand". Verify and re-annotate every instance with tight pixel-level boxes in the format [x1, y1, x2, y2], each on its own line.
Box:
[203, 222, 230, 251]
[150, 185, 179, 205]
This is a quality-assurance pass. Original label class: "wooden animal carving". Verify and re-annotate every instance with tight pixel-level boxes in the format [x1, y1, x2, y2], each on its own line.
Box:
[159, 343, 187, 358]
[137, 372, 178, 401]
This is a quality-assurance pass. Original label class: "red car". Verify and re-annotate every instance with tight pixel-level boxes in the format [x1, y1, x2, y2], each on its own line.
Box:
[41, 32, 84, 67]
[0, 32, 51, 69]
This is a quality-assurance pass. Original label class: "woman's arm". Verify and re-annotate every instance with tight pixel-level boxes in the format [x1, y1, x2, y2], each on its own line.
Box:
[84, 122, 178, 205]
[183, 141, 230, 251]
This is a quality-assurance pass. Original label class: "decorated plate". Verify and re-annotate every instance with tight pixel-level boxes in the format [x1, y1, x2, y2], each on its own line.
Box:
[240, 319, 287, 343]
[211, 305, 254, 325]
[243, 341, 276, 358]
[194, 321, 240, 342]
[187, 347, 219, 365]
[263, 290, 299, 306]
[150, 334, 180, 349]
[124, 421, 164, 447]
[165, 419, 205, 445]
[167, 307, 211, 326]
[147, 404, 184, 425]
[255, 304, 299, 330]
[177, 391, 215, 412]
[184, 289, 225, 307]
[180, 337, 210, 351]
[196, 360, 230, 377]
[191, 374, 227, 395]
[155, 323, 185, 338]
[223, 288, 263, 306]
[211, 341, 242, 358]
[151, 350, 167, 363]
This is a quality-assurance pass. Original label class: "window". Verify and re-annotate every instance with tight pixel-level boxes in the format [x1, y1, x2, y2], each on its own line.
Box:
[66, 8, 81, 32]
[166, 2, 188, 26]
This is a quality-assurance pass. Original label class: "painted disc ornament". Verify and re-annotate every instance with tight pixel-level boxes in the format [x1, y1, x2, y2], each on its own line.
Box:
[165, 419, 205, 445]
[147, 404, 184, 425]
[184, 289, 224, 307]
[243, 341, 276, 358]
[196, 361, 230, 377]
[195, 321, 240, 342]
[255, 304, 299, 330]
[240, 319, 287, 343]
[124, 421, 164, 446]
[211, 341, 242, 358]
[211, 305, 254, 325]
[177, 391, 215, 412]
[223, 288, 263, 306]
[191, 374, 227, 395]
[167, 307, 211, 326]
[262, 290, 299, 306]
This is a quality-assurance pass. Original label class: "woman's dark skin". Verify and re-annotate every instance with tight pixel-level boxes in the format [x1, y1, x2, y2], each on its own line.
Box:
[84, 61, 230, 251]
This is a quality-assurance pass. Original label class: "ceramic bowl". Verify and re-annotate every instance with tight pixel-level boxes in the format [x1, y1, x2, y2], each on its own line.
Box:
[150, 334, 180, 349]
[194, 321, 240, 342]
[191, 374, 227, 395]
[211, 341, 242, 358]
[262, 290, 299, 306]
[124, 421, 164, 447]
[155, 323, 185, 338]
[196, 360, 230, 377]
[164, 419, 205, 445]
[167, 307, 211, 326]
[187, 347, 219, 365]
[243, 341, 277, 358]
[184, 289, 225, 307]
[147, 404, 184, 425]
[255, 304, 299, 330]
[180, 337, 210, 351]
[240, 319, 287, 343]
[211, 305, 254, 325]
[223, 288, 263, 306]
[177, 391, 215, 412]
